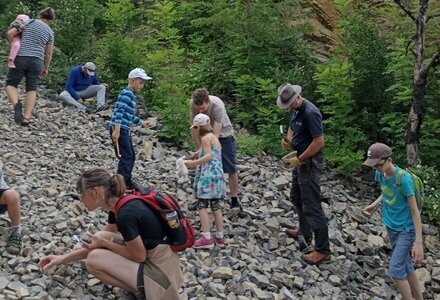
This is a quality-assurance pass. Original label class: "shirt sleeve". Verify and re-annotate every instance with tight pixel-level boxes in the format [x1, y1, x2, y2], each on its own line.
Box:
[305, 110, 323, 138]
[133, 116, 142, 126]
[116, 209, 141, 242]
[211, 103, 224, 124]
[48, 29, 54, 44]
[401, 172, 415, 198]
[92, 75, 100, 85]
[65, 68, 80, 100]
[9, 20, 24, 30]
[107, 211, 116, 224]
[113, 93, 130, 124]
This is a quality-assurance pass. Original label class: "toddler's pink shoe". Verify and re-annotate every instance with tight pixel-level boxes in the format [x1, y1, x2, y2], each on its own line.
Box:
[213, 236, 226, 247]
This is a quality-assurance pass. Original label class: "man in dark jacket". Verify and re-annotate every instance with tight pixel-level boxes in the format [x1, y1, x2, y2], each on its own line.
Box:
[59, 62, 108, 113]
[278, 83, 331, 265]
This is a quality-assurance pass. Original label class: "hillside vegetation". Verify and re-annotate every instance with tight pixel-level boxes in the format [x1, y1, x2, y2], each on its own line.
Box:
[0, 0, 439, 224]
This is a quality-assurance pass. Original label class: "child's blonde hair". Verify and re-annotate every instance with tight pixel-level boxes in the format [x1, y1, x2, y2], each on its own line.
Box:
[198, 124, 213, 136]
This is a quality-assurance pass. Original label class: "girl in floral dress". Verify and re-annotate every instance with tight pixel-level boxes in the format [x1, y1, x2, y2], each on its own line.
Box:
[185, 113, 226, 249]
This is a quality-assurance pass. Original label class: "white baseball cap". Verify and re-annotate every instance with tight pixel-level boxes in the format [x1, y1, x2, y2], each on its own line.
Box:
[191, 113, 211, 128]
[84, 62, 96, 76]
[128, 68, 152, 80]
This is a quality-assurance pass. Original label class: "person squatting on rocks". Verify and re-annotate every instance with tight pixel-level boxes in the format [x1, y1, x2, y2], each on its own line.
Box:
[7, 14, 30, 69]
[277, 83, 331, 265]
[362, 143, 424, 300]
[185, 113, 227, 249]
[59, 62, 108, 113]
[5, 7, 55, 126]
[190, 88, 245, 218]
[0, 166, 23, 255]
[110, 68, 154, 189]
[38, 168, 183, 300]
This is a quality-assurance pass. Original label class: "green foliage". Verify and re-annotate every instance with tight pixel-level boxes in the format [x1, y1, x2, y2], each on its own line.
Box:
[236, 133, 264, 156]
[36, 0, 103, 90]
[153, 95, 191, 146]
[0, 1, 33, 29]
[324, 133, 365, 175]
[408, 165, 440, 226]
[314, 59, 368, 174]
[178, 0, 315, 133]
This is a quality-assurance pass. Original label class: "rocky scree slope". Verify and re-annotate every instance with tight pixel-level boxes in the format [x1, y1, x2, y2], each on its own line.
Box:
[0, 79, 439, 299]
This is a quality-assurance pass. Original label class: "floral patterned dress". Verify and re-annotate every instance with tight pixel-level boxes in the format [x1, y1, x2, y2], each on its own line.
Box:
[193, 146, 226, 199]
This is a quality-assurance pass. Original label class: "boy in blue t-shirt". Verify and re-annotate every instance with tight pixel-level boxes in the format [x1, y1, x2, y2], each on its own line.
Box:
[362, 143, 423, 300]
[110, 68, 153, 188]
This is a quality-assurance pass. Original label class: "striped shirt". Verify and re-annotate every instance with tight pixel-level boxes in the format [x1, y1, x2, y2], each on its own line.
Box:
[18, 19, 54, 60]
[111, 87, 142, 131]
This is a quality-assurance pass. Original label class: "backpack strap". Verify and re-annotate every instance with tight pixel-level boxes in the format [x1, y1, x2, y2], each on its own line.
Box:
[395, 169, 405, 188]
[114, 194, 142, 216]
[395, 169, 410, 201]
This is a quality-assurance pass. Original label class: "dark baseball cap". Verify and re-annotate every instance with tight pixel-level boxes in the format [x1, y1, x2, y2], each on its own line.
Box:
[363, 143, 392, 167]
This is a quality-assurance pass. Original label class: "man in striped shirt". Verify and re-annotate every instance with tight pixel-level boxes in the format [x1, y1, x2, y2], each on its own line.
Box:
[5, 7, 55, 126]
[110, 68, 154, 188]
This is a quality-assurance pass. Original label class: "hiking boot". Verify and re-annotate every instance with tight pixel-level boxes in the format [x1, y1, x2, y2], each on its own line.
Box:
[95, 104, 108, 113]
[6, 231, 22, 255]
[213, 235, 226, 247]
[81, 106, 94, 114]
[230, 200, 247, 218]
[302, 250, 331, 265]
[285, 228, 300, 239]
[193, 236, 215, 249]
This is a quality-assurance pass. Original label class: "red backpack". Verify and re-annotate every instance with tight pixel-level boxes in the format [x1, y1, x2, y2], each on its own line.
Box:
[114, 187, 195, 252]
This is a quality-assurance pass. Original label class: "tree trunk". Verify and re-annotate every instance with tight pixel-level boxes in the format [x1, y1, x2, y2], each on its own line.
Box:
[405, 81, 426, 165]
[402, 0, 428, 166]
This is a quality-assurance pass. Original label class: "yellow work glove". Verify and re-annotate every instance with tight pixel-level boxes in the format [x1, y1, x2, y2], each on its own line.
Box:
[281, 137, 292, 151]
[284, 156, 304, 169]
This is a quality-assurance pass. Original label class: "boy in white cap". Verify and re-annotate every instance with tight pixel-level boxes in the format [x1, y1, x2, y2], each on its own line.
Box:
[362, 143, 423, 300]
[110, 68, 154, 189]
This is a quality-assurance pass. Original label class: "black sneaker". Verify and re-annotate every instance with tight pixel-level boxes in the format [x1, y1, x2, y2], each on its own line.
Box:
[14, 101, 23, 124]
[230, 201, 247, 218]
[96, 104, 108, 113]
[188, 201, 198, 211]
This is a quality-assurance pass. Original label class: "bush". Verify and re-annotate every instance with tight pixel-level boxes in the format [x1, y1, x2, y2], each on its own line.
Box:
[409, 165, 440, 226]
[236, 132, 264, 156]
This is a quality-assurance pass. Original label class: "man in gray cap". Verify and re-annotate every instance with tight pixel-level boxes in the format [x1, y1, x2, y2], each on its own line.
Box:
[277, 83, 331, 265]
[59, 62, 108, 113]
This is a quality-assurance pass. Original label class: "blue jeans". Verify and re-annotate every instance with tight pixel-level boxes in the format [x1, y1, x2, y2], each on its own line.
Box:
[114, 128, 135, 187]
[219, 136, 237, 174]
[387, 228, 415, 280]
